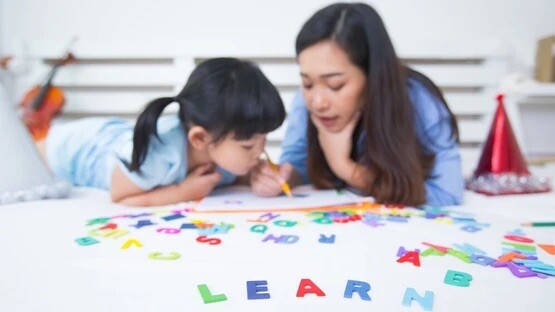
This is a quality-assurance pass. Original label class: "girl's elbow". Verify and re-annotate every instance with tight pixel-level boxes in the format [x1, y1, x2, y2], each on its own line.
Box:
[110, 190, 147, 206]
[110, 189, 124, 203]
[114, 195, 150, 207]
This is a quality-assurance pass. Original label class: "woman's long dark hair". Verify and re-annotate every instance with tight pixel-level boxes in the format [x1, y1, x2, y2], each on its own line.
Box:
[297, 3, 459, 205]
[127, 58, 286, 172]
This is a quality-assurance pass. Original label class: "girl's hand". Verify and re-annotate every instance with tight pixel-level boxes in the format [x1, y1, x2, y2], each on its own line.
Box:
[250, 160, 293, 196]
[179, 163, 222, 200]
[310, 112, 361, 180]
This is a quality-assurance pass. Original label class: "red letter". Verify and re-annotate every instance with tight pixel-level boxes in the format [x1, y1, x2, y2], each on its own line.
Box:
[196, 235, 221, 245]
[504, 235, 534, 244]
[296, 279, 326, 297]
[396, 251, 421, 267]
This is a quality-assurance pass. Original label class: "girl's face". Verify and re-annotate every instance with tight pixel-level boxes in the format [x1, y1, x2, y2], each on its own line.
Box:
[298, 40, 367, 133]
[207, 133, 266, 175]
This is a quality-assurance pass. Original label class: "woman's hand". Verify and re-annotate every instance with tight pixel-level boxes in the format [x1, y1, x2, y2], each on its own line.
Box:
[250, 161, 293, 196]
[310, 112, 360, 180]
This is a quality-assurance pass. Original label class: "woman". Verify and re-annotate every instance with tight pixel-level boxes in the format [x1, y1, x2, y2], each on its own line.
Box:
[251, 2, 463, 206]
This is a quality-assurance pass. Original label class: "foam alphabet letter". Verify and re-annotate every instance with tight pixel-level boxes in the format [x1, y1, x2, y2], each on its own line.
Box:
[396, 251, 421, 267]
[121, 238, 143, 250]
[75, 237, 99, 246]
[319, 234, 336, 244]
[446, 249, 472, 263]
[197, 284, 227, 303]
[402, 287, 434, 311]
[444, 270, 472, 287]
[421, 248, 445, 257]
[246, 280, 271, 300]
[156, 228, 180, 234]
[86, 217, 110, 226]
[250, 224, 268, 234]
[504, 235, 534, 244]
[262, 234, 282, 243]
[248, 212, 280, 223]
[196, 235, 221, 245]
[99, 223, 118, 230]
[274, 220, 297, 227]
[296, 279, 326, 297]
[343, 280, 371, 301]
[148, 252, 180, 260]
[101, 228, 129, 239]
[470, 254, 496, 266]
[278, 235, 299, 244]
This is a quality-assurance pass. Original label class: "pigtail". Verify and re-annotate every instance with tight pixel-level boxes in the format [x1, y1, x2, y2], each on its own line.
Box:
[128, 97, 175, 172]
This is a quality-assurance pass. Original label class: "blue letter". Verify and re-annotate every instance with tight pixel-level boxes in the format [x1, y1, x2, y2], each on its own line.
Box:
[402, 287, 434, 311]
[343, 280, 371, 301]
[246, 280, 270, 300]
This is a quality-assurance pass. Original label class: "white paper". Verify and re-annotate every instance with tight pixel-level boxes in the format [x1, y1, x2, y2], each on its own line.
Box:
[195, 185, 366, 212]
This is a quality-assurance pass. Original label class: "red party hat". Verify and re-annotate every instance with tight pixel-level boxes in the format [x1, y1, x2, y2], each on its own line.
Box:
[466, 93, 551, 195]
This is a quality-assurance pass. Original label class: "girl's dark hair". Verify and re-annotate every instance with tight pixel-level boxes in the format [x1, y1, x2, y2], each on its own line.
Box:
[297, 3, 459, 206]
[128, 57, 285, 172]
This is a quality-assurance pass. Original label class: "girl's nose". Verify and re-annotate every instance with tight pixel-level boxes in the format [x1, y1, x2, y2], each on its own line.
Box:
[254, 145, 265, 161]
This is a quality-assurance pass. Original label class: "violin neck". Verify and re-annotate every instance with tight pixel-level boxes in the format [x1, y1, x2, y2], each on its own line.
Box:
[31, 63, 62, 110]
[42, 62, 62, 87]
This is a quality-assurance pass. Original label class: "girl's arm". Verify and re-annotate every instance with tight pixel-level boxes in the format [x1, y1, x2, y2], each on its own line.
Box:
[251, 91, 310, 196]
[111, 164, 221, 206]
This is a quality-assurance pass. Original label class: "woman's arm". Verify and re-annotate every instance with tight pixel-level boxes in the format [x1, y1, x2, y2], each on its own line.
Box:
[333, 160, 374, 194]
[421, 123, 464, 206]
[410, 81, 464, 206]
[279, 91, 310, 183]
[425, 157, 464, 206]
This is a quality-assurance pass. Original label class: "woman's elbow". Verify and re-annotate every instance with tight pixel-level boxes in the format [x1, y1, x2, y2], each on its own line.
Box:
[439, 193, 463, 206]
[426, 188, 464, 207]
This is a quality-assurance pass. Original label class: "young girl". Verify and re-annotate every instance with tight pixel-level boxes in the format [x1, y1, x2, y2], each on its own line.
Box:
[42, 58, 285, 206]
[251, 3, 464, 206]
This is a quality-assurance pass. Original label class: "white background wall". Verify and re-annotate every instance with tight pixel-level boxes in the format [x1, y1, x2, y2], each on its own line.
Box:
[1, 0, 554, 69]
[0, 0, 554, 175]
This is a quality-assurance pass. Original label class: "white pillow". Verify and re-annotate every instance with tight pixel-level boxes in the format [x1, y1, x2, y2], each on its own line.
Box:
[0, 84, 70, 205]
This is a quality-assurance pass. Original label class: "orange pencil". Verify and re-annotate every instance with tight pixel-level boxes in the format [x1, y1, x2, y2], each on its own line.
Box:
[263, 150, 293, 198]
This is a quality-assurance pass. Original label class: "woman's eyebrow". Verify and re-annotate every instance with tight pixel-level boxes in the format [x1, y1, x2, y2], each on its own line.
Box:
[300, 72, 345, 78]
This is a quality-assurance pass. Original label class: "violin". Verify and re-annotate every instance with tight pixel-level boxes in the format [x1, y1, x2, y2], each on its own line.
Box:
[18, 45, 76, 141]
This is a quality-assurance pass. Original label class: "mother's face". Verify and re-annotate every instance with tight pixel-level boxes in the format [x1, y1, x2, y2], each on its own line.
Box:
[298, 40, 366, 133]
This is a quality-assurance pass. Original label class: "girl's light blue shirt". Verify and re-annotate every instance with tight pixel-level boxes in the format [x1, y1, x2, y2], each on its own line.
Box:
[46, 115, 236, 190]
[279, 80, 464, 206]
